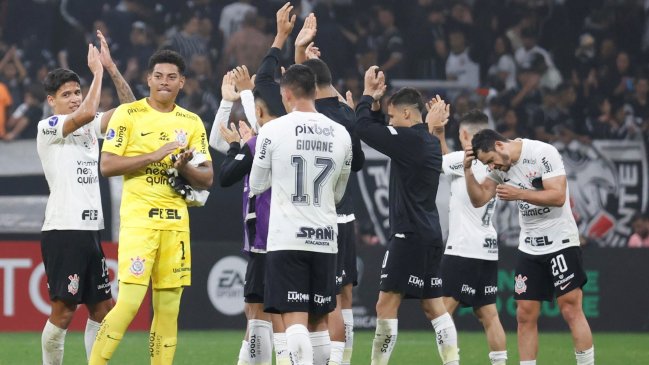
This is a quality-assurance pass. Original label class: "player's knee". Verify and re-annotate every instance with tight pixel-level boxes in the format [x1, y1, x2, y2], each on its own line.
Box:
[559, 302, 583, 323]
[516, 305, 538, 324]
[88, 299, 113, 322]
[50, 301, 77, 328]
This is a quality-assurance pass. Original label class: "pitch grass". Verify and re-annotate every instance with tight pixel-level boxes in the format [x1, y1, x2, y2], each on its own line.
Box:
[1, 331, 647, 364]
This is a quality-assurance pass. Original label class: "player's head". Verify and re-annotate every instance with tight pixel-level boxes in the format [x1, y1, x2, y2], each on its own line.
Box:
[280, 64, 316, 110]
[632, 214, 649, 238]
[386, 87, 424, 128]
[253, 88, 283, 126]
[471, 129, 512, 171]
[43, 68, 82, 115]
[302, 59, 333, 88]
[458, 109, 488, 149]
[147, 49, 186, 105]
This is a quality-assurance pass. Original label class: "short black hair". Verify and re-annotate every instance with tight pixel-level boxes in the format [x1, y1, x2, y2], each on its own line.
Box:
[459, 109, 488, 127]
[253, 88, 279, 117]
[471, 129, 508, 157]
[148, 49, 186, 74]
[388, 87, 424, 112]
[280, 64, 316, 99]
[43, 68, 81, 96]
[302, 59, 333, 87]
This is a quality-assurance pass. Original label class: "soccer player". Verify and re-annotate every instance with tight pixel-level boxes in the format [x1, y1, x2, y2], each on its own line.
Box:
[430, 109, 508, 365]
[249, 64, 352, 365]
[89, 49, 213, 365]
[354, 66, 460, 365]
[302, 57, 365, 365]
[465, 129, 594, 365]
[37, 30, 135, 365]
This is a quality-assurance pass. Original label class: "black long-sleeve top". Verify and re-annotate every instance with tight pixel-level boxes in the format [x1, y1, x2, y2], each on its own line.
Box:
[315, 96, 365, 216]
[254, 47, 286, 118]
[353, 95, 443, 245]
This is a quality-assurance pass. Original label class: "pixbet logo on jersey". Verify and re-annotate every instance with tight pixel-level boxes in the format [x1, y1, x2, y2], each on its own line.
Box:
[294, 123, 335, 137]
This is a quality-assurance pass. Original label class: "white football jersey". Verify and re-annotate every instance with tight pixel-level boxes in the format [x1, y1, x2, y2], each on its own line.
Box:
[487, 139, 580, 255]
[443, 151, 498, 260]
[252, 111, 352, 253]
[36, 113, 105, 231]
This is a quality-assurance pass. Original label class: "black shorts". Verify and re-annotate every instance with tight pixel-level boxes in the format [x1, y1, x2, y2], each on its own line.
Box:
[440, 254, 498, 308]
[380, 235, 443, 299]
[244, 252, 266, 304]
[336, 221, 358, 292]
[514, 246, 587, 302]
[41, 230, 112, 305]
[264, 250, 337, 315]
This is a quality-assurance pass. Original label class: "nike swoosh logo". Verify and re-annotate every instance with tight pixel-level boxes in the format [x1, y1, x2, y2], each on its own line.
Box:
[163, 344, 176, 348]
[504, 178, 510, 182]
[141, 132, 153, 136]
[107, 335, 119, 340]
[104, 289, 111, 294]
[560, 282, 571, 290]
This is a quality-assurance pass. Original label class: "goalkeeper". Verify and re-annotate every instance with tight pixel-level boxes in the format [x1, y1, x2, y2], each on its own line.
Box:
[89, 49, 213, 365]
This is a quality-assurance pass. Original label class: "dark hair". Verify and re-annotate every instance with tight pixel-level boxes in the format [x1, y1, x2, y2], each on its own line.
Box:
[43, 68, 81, 96]
[459, 109, 488, 127]
[388, 87, 425, 112]
[302, 59, 333, 87]
[280, 64, 316, 99]
[471, 129, 508, 157]
[148, 49, 186, 74]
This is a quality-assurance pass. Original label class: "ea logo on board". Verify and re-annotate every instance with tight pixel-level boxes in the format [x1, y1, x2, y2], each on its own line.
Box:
[207, 256, 246, 316]
[106, 128, 116, 140]
[48, 116, 58, 127]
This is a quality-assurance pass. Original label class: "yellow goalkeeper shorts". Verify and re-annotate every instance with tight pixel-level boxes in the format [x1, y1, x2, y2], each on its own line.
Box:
[117, 227, 191, 289]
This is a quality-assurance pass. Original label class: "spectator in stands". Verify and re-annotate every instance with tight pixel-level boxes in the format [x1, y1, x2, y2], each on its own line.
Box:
[585, 96, 627, 140]
[445, 27, 480, 89]
[164, 12, 208, 64]
[487, 35, 517, 90]
[177, 76, 218, 125]
[0, 46, 27, 110]
[497, 108, 530, 139]
[123, 21, 156, 74]
[627, 76, 649, 131]
[601, 51, 634, 104]
[572, 33, 598, 98]
[502, 66, 542, 123]
[222, 11, 272, 74]
[514, 27, 554, 70]
[628, 214, 649, 248]
[375, 6, 406, 78]
[99, 87, 116, 112]
[0, 81, 12, 138]
[531, 52, 562, 91]
[1, 84, 44, 141]
[218, 0, 257, 40]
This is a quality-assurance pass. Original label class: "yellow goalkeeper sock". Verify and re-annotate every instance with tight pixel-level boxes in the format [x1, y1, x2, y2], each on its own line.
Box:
[150, 287, 183, 365]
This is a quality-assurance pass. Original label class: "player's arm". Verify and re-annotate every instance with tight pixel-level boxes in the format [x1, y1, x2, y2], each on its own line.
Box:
[62, 44, 103, 137]
[335, 142, 353, 204]
[232, 65, 258, 128]
[100, 142, 180, 177]
[498, 175, 566, 207]
[249, 128, 273, 195]
[463, 145, 497, 207]
[173, 149, 214, 190]
[426, 95, 450, 155]
[218, 124, 254, 187]
[294, 13, 316, 64]
[209, 72, 239, 154]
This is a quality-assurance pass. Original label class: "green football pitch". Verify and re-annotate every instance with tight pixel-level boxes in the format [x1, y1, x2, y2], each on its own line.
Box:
[1, 330, 647, 364]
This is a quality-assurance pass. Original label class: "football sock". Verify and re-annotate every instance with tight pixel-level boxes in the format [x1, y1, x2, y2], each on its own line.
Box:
[42, 320, 67, 365]
[341, 309, 354, 365]
[489, 350, 508, 365]
[84, 318, 101, 360]
[520, 361, 536, 365]
[89, 282, 148, 365]
[238, 340, 251, 365]
[431, 313, 459, 365]
[286, 324, 313, 365]
[149, 287, 183, 365]
[249, 319, 273, 364]
[310, 330, 331, 365]
[274, 332, 291, 365]
[328, 341, 345, 365]
[575, 346, 594, 365]
[371, 318, 398, 365]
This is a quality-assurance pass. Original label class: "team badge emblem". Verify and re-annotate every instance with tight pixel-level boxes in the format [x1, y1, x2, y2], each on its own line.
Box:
[514, 274, 528, 294]
[67, 274, 80, 295]
[175, 129, 188, 147]
[130, 256, 146, 277]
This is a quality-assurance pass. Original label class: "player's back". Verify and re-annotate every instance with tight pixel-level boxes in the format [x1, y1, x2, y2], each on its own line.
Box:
[259, 111, 352, 254]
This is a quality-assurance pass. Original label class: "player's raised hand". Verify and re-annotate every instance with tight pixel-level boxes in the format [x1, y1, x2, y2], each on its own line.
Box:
[219, 123, 241, 144]
[233, 65, 254, 91]
[363, 66, 387, 101]
[345, 90, 355, 109]
[153, 141, 181, 162]
[463, 145, 475, 170]
[496, 183, 521, 201]
[426, 94, 450, 134]
[87, 44, 103, 75]
[295, 13, 317, 48]
[305, 42, 321, 60]
[96, 30, 116, 70]
[221, 71, 240, 102]
[238, 120, 256, 143]
[276, 2, 296, 37]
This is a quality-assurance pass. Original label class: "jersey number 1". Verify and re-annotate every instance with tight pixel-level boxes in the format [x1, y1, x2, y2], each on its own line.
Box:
[291, 155, 335, 206]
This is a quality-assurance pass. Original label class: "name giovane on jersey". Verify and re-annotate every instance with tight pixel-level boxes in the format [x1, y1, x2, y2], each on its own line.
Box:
[296, 139, 333, 152]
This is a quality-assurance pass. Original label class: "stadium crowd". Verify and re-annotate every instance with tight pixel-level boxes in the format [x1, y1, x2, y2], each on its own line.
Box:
[1, 0, 649, 241]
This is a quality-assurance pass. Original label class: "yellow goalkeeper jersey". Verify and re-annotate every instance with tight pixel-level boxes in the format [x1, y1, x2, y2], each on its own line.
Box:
[102, 98, 211, 231]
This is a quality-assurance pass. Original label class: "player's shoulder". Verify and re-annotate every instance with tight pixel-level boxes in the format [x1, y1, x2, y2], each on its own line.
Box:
[37, 114, 65, 129]
[444, 150, 464, 163]
[172, 104, 203, 125]
[114, 98, 147, 116]
[524, 138, 558, 154]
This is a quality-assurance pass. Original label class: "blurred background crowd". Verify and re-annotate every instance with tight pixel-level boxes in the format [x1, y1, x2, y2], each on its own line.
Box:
[0, 0, 649, 244]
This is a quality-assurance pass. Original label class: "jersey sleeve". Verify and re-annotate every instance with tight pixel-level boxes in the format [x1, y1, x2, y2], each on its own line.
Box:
[37, 115, 66, 144]
[189, 118, 212, 161]
[252, 125, 274, 169]
[101, 105, 131, 156]
[92, 112, 105, 139]
[486, 169, 504, 184]
[539, 144, 566, 180]
[442, 151, 465, 176]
